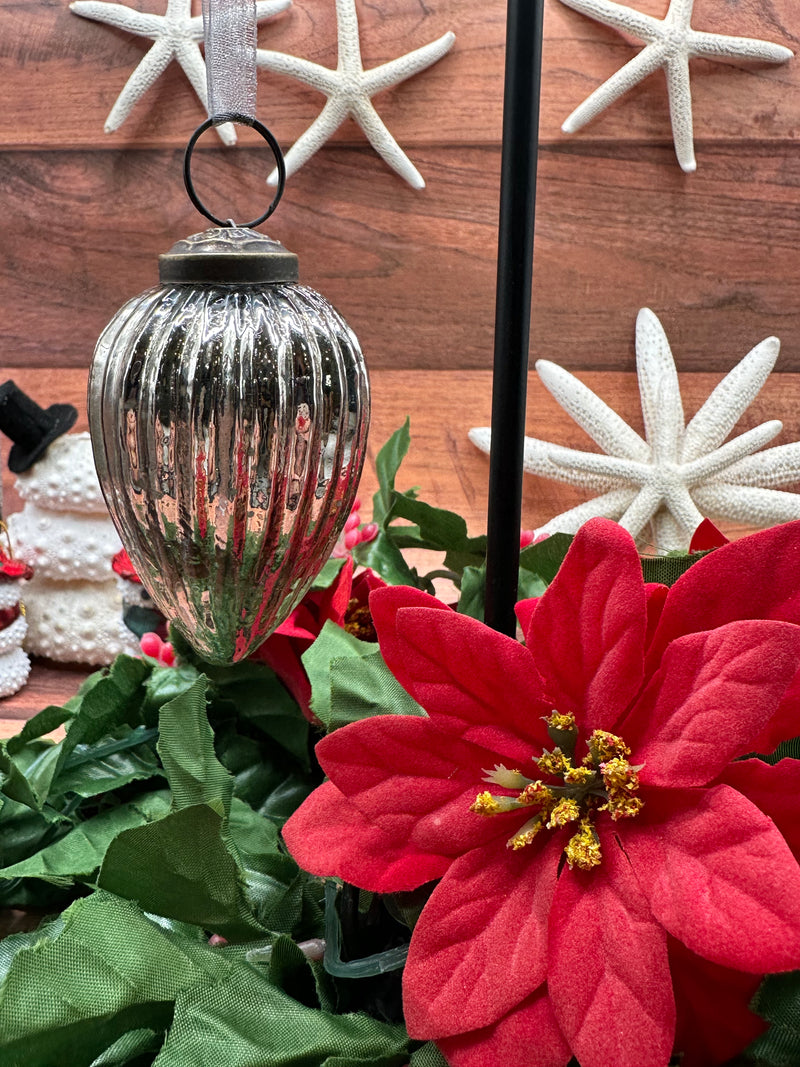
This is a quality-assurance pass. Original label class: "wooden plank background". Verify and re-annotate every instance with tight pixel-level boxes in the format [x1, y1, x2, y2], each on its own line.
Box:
[2, 0, 800, 717]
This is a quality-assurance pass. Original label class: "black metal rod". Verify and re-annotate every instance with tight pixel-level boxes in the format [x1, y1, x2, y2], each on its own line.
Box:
[484, 0, 545, 636]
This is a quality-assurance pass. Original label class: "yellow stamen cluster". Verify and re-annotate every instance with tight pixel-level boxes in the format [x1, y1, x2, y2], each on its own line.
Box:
[564, 817, 602, 871]
[564, 765, 594, 785]
[518, 780, 554, 806]
[537, 748, 570, 776]
[469, 722, 644, 872]
[470, 791, 518, 816]
[546, 797, 581, 829]
[585, 730, 630, 764]
[545, 711, 577, 732]
[598, 756, 644, 821]
[508, 816, 547, 851]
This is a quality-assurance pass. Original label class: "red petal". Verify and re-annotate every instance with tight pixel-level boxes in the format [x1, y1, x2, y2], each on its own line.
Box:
[316, 716, 531, 857]
[688, 519, 729, 553]
[720, 757, 800, 859]
[525, 518, 646, 733]
[619, 784, 800, 973]
[281, 781, 451, 893]
[403, 835, 563, 1038]
[437, 986, 571, 1067]
[371, 584, 452, 636]
[624, 620, 800, 787]
[645, 583, 668, 649]
[749, 673, 800, 754]
[372, 587, 551, 762]
[325, 554, 355, 623]
[514, 595, 539, 638]
[648, 521, 800, 669]
[547, 830, 675, 1067]
[669, 936, 764, 1067]
[252, 632, 314, 721]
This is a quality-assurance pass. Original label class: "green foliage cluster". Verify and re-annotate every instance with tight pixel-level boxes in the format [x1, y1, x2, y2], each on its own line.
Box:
[1, 421, 797, 1066]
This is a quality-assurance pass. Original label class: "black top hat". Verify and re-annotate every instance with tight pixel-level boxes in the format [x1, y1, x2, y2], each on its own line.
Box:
[0, 381, 78, 473]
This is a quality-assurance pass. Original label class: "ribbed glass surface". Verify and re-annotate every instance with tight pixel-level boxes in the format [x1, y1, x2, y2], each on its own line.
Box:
[89, 282, 369, 663]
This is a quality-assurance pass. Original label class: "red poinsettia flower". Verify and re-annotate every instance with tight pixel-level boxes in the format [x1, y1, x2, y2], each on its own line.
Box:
[283, 518, 800, 1067]
[251, 557, 385, 721]
[112, 548, 142, 583]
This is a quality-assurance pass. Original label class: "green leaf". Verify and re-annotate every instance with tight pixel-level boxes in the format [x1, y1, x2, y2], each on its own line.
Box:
[225, 798, 314, 937]
[1, 656, 153, 813]
[353, 531, 418, 587]
[142, 665, 202, 724]
[213, 670, 310, 770]
[746, 970, 800, 1065]
[156, 677, 232, 813]
[98, 803, 267, 941]
[328, 652, 424, 732]
[519, 532, 574, 585]
[303, 621, 378, 727]
[311, 556, 347, 591]
[389, 494, 468, 550]
[457, 563, 547, 623]
[54, 725, 161, 799]
[0, 893, 221, 1067]
[457, 565, 486, 621]
[639, 551, 704, 587]
[517, 568, 548, 602]
[5, 704, 73, 750]
[214, 727, 314, 829]
[371, 419, 411, 525]
[155, 958, 410, 1067]
[0, 791, 171, 885]
[758, 737, 800, 765]
[0, 739, 62, 812]
[89, 1028, 164, 1067]
[409, 1043, 450, 1067]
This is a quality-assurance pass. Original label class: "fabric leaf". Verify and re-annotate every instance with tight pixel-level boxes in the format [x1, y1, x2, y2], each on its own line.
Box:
[302, 620, 379, 728]
[98, 803, 268, 941]
[0, 892, 218, 1066]
[327, 651, 425, 731]
[157, 676, 232, 813]
[154, 957, 410, 1067]
[0, 790, 171, 884]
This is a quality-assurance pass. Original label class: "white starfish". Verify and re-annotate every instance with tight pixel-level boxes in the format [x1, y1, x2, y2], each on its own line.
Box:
[558, 0, 792, 172]
[469, 308, 800, 552]
[256, 0, 455, 188]
[70, 0, 291, 146]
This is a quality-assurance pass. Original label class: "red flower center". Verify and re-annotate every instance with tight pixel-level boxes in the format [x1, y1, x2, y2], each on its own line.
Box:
[470, 712, 644, 871]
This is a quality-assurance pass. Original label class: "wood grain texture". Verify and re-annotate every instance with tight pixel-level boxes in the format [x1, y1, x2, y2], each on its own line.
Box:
[4, 364, 799, 535]
[0, 0, 796, 149]
[2, 142, 800, 371]
[0, 663, 82, 723]
[3, 361, 800, 718]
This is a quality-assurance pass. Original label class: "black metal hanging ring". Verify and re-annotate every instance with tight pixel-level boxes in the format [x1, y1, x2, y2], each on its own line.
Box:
[183, 113, 286, 229]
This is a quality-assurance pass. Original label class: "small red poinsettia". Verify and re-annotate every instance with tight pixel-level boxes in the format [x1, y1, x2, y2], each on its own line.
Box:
[252, 557, 385, 721]
[283, 518, 800, 1067]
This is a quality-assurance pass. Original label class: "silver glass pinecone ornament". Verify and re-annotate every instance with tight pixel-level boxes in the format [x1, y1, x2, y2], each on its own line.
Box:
[89, 227, 369, 663]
